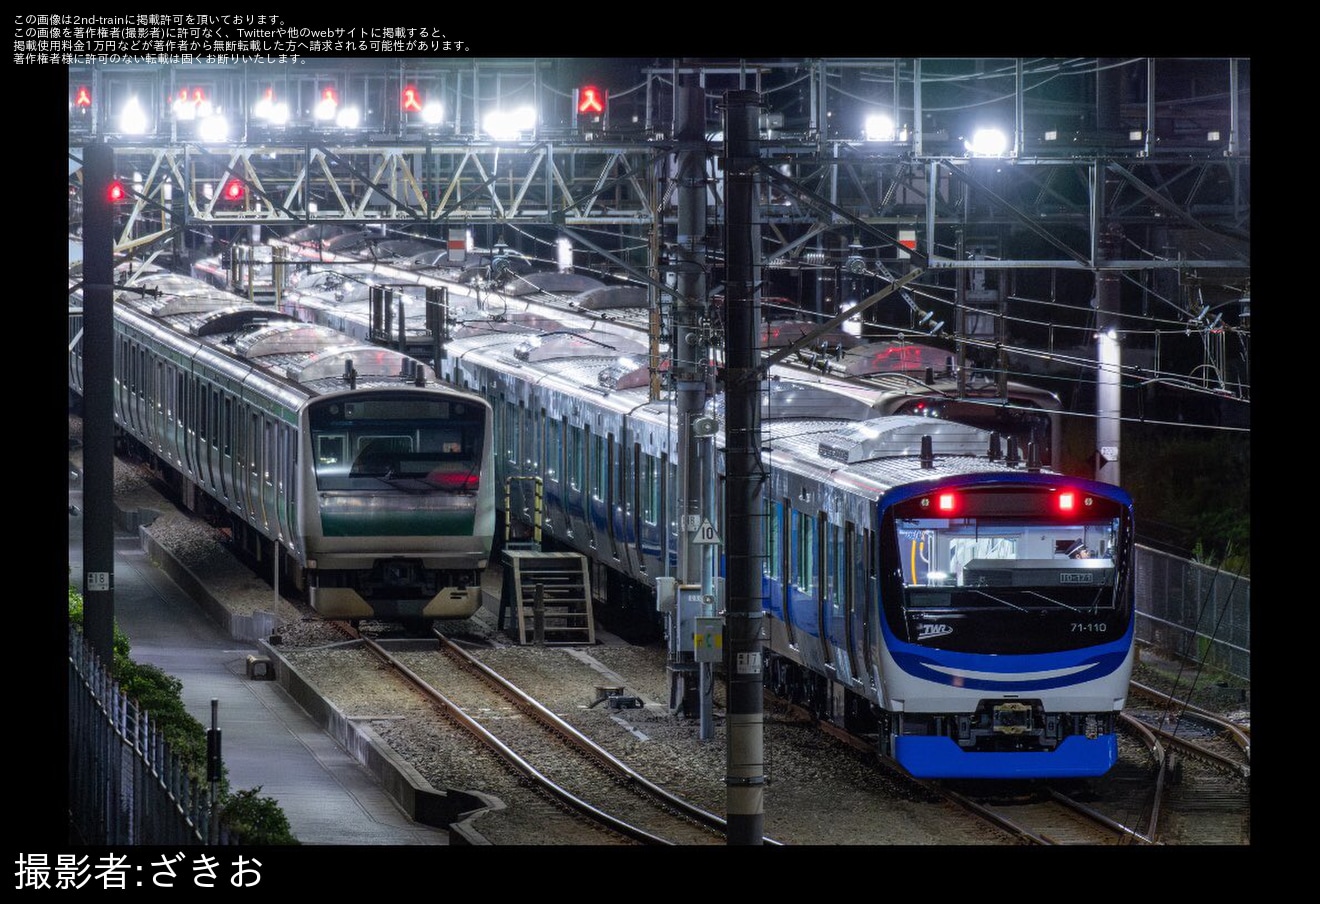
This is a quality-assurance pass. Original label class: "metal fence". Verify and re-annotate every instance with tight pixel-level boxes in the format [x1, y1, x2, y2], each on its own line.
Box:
[1133, 544, 1251, 683]
[68, 628, 236, 846]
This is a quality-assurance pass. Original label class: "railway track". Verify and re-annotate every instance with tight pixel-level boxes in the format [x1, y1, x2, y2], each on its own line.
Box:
[411, 629, 774, 845]
[1121, 680, 1251, 845]
[284, 622, 774, 844]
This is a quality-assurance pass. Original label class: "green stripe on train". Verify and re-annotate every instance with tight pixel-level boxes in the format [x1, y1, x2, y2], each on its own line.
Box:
[320, 513, 477, 537]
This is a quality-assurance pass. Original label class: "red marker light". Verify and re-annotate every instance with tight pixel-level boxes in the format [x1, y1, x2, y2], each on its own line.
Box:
[1057, 491, 1077, 513]
[577, 85, 605, 114]
[936, 492, 957, 513]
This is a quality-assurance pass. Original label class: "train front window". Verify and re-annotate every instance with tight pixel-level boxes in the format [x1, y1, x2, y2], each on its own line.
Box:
[880, 484, 1132, 654]
[308, 394, 485, 493]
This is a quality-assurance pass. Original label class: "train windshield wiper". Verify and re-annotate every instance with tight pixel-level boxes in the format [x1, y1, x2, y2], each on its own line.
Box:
[965, 589, 1030, 612]
[1021, 590, 1085, 612]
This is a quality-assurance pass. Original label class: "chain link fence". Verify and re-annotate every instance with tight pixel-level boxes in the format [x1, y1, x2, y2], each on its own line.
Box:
[1134, 544, 1250, 683]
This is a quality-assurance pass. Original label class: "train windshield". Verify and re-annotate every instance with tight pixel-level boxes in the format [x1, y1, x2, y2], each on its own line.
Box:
[880, 483, 1132, 654]
[307, 393, 486, 493]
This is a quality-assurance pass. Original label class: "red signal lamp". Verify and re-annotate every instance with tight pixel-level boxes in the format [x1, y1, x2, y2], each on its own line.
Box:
[577, 85, 605, 115]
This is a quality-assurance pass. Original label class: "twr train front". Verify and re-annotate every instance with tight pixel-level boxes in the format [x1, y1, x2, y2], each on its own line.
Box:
[875, 473, 1135, 779]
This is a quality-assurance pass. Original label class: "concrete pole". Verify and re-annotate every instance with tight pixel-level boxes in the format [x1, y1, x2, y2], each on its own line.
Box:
[668, 67, 710, 719]
[722, 90, 765, 846]
[81, 141, 116, 663]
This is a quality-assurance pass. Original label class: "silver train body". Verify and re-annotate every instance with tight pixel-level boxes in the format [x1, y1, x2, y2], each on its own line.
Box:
[69, 257, 496, 623]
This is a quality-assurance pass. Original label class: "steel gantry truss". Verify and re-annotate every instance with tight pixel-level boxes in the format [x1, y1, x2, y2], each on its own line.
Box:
[71, 136, 1248, 275]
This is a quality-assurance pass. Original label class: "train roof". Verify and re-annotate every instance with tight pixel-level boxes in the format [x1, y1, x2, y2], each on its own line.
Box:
[200, 236, 1066, 435]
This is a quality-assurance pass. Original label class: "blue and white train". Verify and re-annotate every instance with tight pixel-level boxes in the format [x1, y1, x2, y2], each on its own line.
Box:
[435, 320, 1136, 780]
[69, 256, 497, 624]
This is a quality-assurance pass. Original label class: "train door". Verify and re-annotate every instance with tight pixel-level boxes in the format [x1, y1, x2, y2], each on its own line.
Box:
[278, 420, 298, 553]
[541, 411, 562, 534]
[763, 496, 782, 619]
[236, 404, 253, 519]
[172, 366, 184, 467]
[566, 422, 587, 543]
[605, 431, 620, 562]
[862, 524, 880, 692]
[588, 424, 604, 546]
[188, 377, 202, 487]
[272, 418, 287, 541]
[632, 441, 646, 574]
[639, 447, 661, 576]
[179, 371, 193, 478]
[822, 513, 842, 673]
[844, 521, 868, 689]
[200, 386, 214, 496]
[221, 394, 234, 507]
[249, 410, 266, 530]
[149, 358, 164, 452]
[784, 498, 799, 649]
[207, 388, 221, 501]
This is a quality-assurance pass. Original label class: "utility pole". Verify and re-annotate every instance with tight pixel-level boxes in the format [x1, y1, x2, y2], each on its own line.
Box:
[721, 89, 765, 845]
[666, 65, 712, 721]
[81, 141, 115, 663]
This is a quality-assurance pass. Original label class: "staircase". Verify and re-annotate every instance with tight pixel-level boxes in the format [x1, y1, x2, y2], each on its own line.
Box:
[498, 549, 594, 645]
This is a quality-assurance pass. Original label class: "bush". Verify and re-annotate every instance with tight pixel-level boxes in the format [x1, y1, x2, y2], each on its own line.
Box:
[219, 787, 300, 845]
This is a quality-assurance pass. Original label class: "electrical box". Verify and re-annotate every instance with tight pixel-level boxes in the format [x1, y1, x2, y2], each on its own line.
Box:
[694, 616, 723, 663]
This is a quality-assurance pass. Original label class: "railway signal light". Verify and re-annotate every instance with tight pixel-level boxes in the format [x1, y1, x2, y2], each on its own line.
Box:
[222, 178, 246, 202]
[574, 85, 607, 131]
[107, 180, 127, 203]
[401, 85, 423, 113]
[577, 85, 605, 115]
[74, 85, 92, 109]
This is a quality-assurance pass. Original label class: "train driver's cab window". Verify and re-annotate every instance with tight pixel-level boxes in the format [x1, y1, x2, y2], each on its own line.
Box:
[351, 436, 413, 475]
[318, 435, 346, 469]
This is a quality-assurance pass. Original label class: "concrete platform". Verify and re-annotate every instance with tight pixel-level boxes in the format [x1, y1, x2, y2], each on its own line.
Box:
[68, 459, 451, 847]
